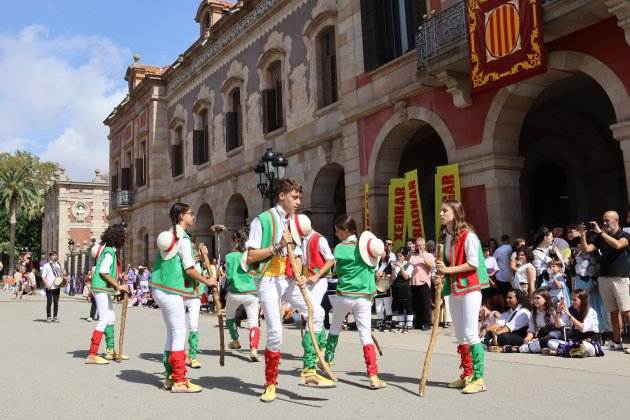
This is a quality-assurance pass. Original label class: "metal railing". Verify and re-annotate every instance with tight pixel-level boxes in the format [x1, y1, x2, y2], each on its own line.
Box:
[416, 0, 468, 70]
[111, 190, 133, 210]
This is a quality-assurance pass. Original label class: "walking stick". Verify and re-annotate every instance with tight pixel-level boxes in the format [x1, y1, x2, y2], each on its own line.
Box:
[372, 334, 384, 356]
[287, 242, 337, 381]
[199, 242, 225, 367]
[419, 243, 445, 396]
[117, 291, 129, 362]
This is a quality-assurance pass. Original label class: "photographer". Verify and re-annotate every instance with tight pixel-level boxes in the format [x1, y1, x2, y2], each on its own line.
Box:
[580, 211, 630, 352]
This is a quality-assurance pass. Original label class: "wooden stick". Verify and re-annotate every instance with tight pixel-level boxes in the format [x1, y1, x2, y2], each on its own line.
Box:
[287, 243, 337, 382]
[117, 291, 129, 362]
[419, 243, 445, 396]
[372, 334, 384, 356]
[199, 244, 225, 367]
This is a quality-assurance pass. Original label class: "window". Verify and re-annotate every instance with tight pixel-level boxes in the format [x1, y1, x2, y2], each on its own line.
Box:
[136, 141, 146, 187]
[262, 61, 284, 133]
[318, 27, 338, 107]
[226, 88, 242, 151]
[193, 109, 210, 164]
[360, 0, 425, 71]
[121, 151, 132, 190]
[171, 126, 184, 177]
[111, 161, 119, 192]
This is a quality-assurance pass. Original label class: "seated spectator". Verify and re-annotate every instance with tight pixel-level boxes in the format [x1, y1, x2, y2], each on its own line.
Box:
[484, 289, 531, 349]
[479, 304, 501, 338]
[511, 247, 536, 296]
[541, 259, 570, 305]
[547, 289, 602, 357]
[518, 289, 563, 353]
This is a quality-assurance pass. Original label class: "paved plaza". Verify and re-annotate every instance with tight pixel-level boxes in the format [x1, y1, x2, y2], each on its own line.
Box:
[1, 291, 629, 420]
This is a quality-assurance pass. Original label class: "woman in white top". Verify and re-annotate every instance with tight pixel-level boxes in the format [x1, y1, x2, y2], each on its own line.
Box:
[547, 289, 601, 357]
[518, 289, 563, 353]
[512, 247, 536, 296]
[484, 289, 532, 348]
[532, 227, 554, 286]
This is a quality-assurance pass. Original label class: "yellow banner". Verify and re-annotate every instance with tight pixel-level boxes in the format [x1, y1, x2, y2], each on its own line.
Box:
[434, 164, 461, 240]
[388, 178, 407, 251]
[404, 169, 425, 240]
[363, 182, 371, 231]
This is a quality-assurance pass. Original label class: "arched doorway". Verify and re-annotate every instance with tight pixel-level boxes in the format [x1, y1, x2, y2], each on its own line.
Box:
[311, 163, 346, 244]
[195, 203, 215, 258]
[519, 73, 626, 233]
[225, 194, 249, 233]
[373, 120, 448, 241]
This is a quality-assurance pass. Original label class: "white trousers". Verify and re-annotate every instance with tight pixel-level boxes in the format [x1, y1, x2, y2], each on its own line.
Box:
[441, 296, 452, 323]
[93, 292, 115, 332]
[449, 291, 482, 345]
[547, 339, 596, 357]
[225, 293, 260, 328]
[307, 278, 328, 306]
[374, 296, 393, 319]
[330, 295, 373, 346]
[154, 289, 187, 351]
[257, 275, 324, 351]
[184, 297, 200, 332]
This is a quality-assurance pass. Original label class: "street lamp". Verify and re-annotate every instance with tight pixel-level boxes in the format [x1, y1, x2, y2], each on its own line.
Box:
[255, 147, 289, 203]
[67, 239, 75, 292]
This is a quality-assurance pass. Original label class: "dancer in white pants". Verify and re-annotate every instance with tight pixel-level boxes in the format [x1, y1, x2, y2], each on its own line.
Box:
[435, 198, 490, 395]
[324, 217, 386, 389]
[225, 229, 261, 361]
[85, 225, 128, 365]
[246, 179, 334, 403]
[151, 202, 217, 393]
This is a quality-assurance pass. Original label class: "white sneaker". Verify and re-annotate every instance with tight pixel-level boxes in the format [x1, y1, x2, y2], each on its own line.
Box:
[87, 317, 93, 322]
[608, 341, 624, 351]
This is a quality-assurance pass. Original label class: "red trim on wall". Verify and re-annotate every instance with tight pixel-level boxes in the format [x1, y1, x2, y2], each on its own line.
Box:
[358, 107, 395, 175]
[461, 185, 489, 244]
[356, 73, 372, 88]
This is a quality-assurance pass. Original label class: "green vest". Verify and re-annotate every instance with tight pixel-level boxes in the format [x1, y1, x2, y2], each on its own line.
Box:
[92, 247, 117, 296]
[441, 233, 490, 297]
[151, 231, 198, 298]
[182, 236, 202, 298]
[334, 240, 376, 299]
[226, 251, 257, 295]
[247, 209, 280, 276]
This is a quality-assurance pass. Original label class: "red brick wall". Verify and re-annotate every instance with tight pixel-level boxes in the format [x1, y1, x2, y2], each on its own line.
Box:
[461, 185, 489, 243]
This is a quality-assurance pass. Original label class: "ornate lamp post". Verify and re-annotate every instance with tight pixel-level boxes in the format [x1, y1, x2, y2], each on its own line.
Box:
[255, 147, 288, 205]
[67, 239, 75, 293]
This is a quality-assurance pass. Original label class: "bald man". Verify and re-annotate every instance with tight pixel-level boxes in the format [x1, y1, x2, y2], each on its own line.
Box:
[580, 210, 630, 353]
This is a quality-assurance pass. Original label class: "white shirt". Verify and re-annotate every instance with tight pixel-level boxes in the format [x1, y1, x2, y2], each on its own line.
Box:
[563, 308, 599, 333]
[377, 251, 396, 273]
[513, 262, 534, 290]
[497, 304, 531, 332]
[99, 250, 115, 275]
[484, 256, 499, 273]
[301, 231, 334, 265]
[42, 261, 61, 289]
[245, 205, 301, 257]
[493, 244, 513, 283]
[444, 231, 480, 267]
[392, 261, 414, 278]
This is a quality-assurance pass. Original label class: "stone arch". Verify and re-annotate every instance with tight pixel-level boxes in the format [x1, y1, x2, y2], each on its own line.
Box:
[195, 203, 215, 258]
[309, 162, 345, 243]
[482, 50, 630, 155]
[225, 194, 249, 232]
[368, 106, 454, 239]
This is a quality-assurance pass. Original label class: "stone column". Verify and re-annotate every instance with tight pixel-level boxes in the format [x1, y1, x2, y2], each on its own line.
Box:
[611, 120, 630, 203]
[460, 154, 525, 240]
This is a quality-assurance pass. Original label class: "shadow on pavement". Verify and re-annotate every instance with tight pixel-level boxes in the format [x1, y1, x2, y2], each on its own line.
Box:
[197, 349, 303, 362]
[67, 350, 89, 359]
[138, 352, 163, 363]
[117, 369, 164, 389]
[343, 371, 446, 396]
[33, 319, 50, 323]
[195, 375, 328, 407]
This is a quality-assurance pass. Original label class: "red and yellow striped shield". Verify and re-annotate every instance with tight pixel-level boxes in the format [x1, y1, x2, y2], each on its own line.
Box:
[484, 1, 521, 60]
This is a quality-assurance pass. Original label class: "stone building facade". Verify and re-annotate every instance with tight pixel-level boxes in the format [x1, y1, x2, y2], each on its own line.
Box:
[41, 170, 110, 273]
[106, 0, 630, 268]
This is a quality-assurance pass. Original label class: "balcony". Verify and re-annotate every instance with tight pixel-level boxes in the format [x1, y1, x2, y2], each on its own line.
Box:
[111, 190, 133, 210]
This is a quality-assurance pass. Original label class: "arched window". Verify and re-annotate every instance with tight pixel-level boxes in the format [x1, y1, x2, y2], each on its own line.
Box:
[193, 108, 210, 164]
[171, 126, 184, 177]
[226, 87, 242, 151]
[263, 61, 284, 133]
[317, 27, 338, 107]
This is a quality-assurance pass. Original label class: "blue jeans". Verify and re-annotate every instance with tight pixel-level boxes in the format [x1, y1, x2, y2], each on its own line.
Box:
[574, 276, 611, 332]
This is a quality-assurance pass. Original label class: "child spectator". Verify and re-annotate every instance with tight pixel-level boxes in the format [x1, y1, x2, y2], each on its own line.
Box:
[542, 259, 570, 305]
[518, 289, 563, 353]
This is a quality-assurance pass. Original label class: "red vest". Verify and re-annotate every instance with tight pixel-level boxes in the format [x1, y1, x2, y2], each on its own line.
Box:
[304, 233, 325, 274]
[447, 229, 482, 296]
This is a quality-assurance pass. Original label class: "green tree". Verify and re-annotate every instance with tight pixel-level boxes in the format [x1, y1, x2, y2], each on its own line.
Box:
[0, 151, 61, 274]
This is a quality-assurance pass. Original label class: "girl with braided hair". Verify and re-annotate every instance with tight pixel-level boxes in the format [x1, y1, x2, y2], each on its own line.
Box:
[151, 203, 218, 393]
[225, 228, 261, 362]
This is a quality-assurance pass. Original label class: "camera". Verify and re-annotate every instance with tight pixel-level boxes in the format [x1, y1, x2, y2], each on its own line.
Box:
[583, 221, 597, 230]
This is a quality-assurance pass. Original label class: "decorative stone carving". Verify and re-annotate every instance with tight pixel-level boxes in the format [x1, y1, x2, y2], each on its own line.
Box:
[606, 0, 630, 46]
[435, 70, 472, 109]
[73, 202, 89, 223]
[288, 63, 314, 130]
[394, 100, 409, 122]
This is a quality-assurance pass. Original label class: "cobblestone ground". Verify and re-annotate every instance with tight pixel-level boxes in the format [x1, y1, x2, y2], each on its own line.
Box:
[1, 290, 629, 419]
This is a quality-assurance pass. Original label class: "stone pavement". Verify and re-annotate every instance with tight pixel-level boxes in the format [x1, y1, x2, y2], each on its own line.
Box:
[1, 290, 629, 420]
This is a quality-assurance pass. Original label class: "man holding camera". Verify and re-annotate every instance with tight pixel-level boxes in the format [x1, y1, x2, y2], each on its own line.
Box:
[580, 211, 630, 352]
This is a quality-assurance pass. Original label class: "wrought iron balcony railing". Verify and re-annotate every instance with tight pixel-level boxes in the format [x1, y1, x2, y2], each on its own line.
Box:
[111, 190, 133, 210]
[416, 0, 468, 70]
